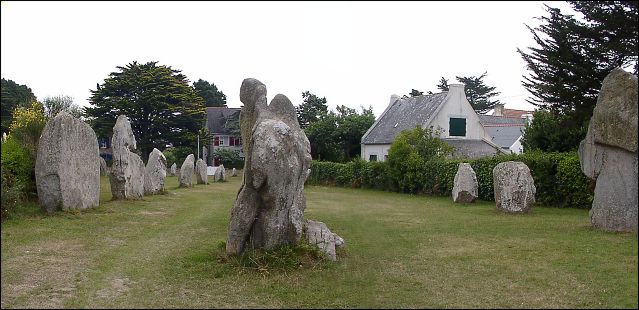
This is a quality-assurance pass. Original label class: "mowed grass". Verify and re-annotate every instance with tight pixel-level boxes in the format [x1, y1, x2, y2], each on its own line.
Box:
[1, 174, 637, 308]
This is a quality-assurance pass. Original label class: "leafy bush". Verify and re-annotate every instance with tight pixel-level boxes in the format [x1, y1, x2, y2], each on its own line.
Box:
[307, 150, 594, 209]
[8, 101, 47, 158]
[212, 148, 244, 169]
[1, 136, 33, 219]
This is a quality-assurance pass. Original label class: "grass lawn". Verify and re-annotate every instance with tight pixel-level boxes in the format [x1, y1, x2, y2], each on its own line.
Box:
[1, 174, 637, 308]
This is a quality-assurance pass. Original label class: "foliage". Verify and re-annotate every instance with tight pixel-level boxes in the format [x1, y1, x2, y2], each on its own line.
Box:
[42, 95, 83, 119]
[1, 136, 34, 218]
[1, 163, 25, 220]
[9, 101, 47, 159]
[520, 109, 587, 152]
[296, 91, 328, 129]
[304, 105, 375, 162]
[193, 79, 227, 107]
[307, 150, 594, 209]
[212, 148, 244, 168]
[386, 126, 453, 193]
[517, 2, 638, 148]
[436, 77, 449, 91]
[436, 72, 501, 113]
[1, 78, 37, 134]
[164, 146, 195, 168]
[85, 61, 206, 162]
[409, 89, 424, 96]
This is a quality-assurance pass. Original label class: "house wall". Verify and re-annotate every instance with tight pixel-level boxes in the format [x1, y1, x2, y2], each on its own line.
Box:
[361, 144, 390, 162]
[510, 136, 523, 154]
[428, 84, 493, 141]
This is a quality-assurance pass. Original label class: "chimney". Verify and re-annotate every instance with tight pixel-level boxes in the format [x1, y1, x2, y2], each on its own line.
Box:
[389, 94, 400, 105]
[448, 83, 465, 94]
[493, 103, 504, 116]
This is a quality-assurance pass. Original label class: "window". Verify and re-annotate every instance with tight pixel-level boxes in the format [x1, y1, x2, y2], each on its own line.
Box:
[449, 118, 466, 137]
[369, 154, 378, 162]
[214, 136, 220, 146]
[384, 155, 388, 161]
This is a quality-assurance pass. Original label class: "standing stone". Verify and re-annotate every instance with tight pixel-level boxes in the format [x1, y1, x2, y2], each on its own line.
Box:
[99, 156, 109, 176]
[195, 158, 208, 184]
[226, 78, 314, 255]
[493, 161, 536, 213]
[144, 148, 167, 195]
[170, 163, 177, 176]
[202, 147, 208, 166]
[304, 220, 345, 261]
[213, 164, 226, 182]
[578, 68, 638, 232]
[231, 168, 237, 177]
[452, 163, 478, 203]
[179, 154, 195, 187]
[109, 115, 145, 199]
[35, 111, 100, 213]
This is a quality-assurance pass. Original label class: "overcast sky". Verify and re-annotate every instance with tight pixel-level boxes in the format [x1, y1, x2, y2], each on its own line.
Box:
[1, 1, 576, 117]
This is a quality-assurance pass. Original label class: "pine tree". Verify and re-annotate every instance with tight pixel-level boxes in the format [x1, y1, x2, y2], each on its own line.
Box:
[85, 61, 206, 161]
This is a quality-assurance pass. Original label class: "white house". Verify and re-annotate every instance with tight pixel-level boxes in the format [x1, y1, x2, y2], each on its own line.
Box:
[360, 83, 505, 161]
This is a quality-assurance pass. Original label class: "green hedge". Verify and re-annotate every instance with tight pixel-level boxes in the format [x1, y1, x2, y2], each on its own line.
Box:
[307, 151, 594, 209]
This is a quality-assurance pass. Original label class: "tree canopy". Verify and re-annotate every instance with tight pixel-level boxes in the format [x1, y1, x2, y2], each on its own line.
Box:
[84, 61, 206, 161]
[304, 105, 375, 162]
[436, 72, 501, 113]
[517, 1, 637, 151]
[193, 79, 227, 107]
[296, 91, 328, 129]
[42, 95, 82, 119]
[1, 78, 37, 134]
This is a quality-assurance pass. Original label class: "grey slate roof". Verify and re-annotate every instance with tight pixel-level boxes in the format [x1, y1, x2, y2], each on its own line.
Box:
[443, 138, 503, 159]
[361, 92, 448, 144]
[484, 126, 524, 149]
[206, 107, 240, 134]
[478, 115, 526, 125]
[478, 115, 526, 149]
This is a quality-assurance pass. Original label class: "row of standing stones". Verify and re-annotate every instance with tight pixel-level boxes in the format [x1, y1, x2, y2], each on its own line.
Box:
[35, 112, 230, 210]
[451, 68, 637, 232]
[32, 69, 636, 263]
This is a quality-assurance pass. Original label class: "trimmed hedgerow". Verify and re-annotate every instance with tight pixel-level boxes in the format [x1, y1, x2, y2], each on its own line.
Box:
[307, 151, 594, 209]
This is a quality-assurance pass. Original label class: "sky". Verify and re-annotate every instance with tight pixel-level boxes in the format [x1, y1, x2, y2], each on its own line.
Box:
[1, 1, 577, 117]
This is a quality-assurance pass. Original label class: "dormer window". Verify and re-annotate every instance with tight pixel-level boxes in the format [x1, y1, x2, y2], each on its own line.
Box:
[449, 117, 466, 137]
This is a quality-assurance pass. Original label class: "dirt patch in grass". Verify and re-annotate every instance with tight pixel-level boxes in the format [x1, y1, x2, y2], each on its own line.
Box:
[1, 240, 88, 308]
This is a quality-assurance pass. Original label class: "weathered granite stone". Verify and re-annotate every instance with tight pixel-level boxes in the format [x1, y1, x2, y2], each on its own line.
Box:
[226, 78, 313, 255]
[231, 168, 237, 177]
[99, 156, 109, 176]
[170, 163, 177, 176]
[452, 163, 478, 203]
[579, 68, 638, 232]
[144, 148, 167, 195]
[493, 161, 536, 213]
[35, 111, 100, 213]
[179, 154, 195, 187]
[109, 115, 145, 199]
[589, 68, 638, 153]
[304, 220, 344, 261]
[213, 164, 226, 182]
[195, 158, 208, 184]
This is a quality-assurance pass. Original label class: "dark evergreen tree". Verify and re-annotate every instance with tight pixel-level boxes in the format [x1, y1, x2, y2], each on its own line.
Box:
[517, 2, 637, 152]
[455, 72, 501, 114]
[436, 77, 449, 92]
[193, 79, 227, 107]
[85, 61, 206, 161]
[1, 78, 37, 134]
